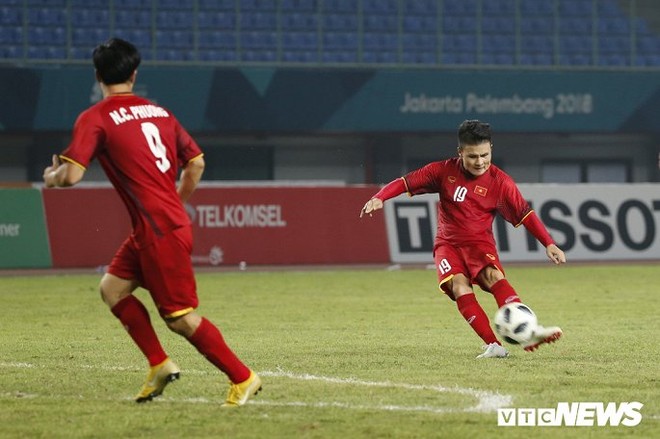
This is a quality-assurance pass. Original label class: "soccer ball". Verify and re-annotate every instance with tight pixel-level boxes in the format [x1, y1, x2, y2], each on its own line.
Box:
[494, 303, 538, 345]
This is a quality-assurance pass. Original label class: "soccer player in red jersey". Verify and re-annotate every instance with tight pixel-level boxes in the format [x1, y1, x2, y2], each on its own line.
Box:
[43, 38, 261, 405]
[360, 120, 565, 358]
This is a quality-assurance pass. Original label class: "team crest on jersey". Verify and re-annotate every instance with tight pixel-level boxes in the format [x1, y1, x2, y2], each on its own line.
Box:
[474, 185, 488, 197]
[448, 176, 456, 183]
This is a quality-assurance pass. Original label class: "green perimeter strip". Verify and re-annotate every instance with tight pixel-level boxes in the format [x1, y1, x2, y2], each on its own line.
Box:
[0, 188, 52, 268]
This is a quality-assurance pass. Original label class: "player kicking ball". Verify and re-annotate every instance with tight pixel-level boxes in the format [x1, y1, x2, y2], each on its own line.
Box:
[360, 120, 564, 358]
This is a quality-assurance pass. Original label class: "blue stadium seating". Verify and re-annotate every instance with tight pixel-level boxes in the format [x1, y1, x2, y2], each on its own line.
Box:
[282, 32, 317, 50]
[281, 13, 318, 31]
[282, 0, 317, 12]
[1, 0, 659, 68]
[198, 11, 235, 29]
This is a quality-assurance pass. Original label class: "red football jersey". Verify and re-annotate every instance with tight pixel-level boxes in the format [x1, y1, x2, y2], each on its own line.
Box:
[61, 94, 203, 247]
[403, 158, 532, 248]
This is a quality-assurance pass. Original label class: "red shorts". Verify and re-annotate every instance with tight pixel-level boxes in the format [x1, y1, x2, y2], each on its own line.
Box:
[433, 242, 505, 300]
[107, 225, 198, 318]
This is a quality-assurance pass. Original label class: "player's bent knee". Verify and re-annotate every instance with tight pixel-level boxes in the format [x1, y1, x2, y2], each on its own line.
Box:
[165, 312, 201, 338]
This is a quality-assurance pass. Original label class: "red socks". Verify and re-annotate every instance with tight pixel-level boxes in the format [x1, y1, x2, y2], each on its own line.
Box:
[187, 317, 251, 384]
[456, 293, 499, 345]
[111, 295, 168, 367]
[489, 279, 521, 308]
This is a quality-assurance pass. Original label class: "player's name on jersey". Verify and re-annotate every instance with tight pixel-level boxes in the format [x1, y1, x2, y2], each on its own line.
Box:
[109, 105, 169, 125]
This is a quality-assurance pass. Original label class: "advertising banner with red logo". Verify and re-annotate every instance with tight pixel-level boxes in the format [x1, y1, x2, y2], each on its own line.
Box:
[42, 185, 390, 268]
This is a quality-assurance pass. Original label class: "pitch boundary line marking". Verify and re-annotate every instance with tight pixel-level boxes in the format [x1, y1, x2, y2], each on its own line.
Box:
[0, 362, 512, 414]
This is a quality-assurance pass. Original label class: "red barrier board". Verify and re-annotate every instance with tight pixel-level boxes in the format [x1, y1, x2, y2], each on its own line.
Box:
[42, 187, 131, 268]
[43, 185, 389, 268]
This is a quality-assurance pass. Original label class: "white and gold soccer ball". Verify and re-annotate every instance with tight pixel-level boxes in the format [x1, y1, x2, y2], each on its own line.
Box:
[494, 303, 538, 345]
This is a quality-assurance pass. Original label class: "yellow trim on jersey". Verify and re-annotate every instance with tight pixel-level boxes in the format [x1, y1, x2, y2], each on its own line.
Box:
[401, 177, 413, 196]
[187, 153, 204, 165]
[59, 155, 87, 171]
[515, 210, 535, 228]
[438, 274, 454, 290]
[164, 307, 194, 319]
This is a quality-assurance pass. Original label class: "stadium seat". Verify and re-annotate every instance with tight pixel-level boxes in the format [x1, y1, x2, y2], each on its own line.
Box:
[520, 0, 553, 16]
[156, 11, 194, 29]
[240, 0, 277, 11]
[27, 8, 67, 26]
[443, 34, 477, 52]
[0, 7, 21, 25]
[322, 14, 357, 31]
[521, 35, 553, 53]
[198, 11, 235, 28]
[70, 9, 110, 27]
[402, 16, 437, 33]
[240, 31, 278, 49]
[282, 32, 317, 50]
[156, 30, 193, 49]
[114, 29, 151, 47]
[520, 17, 553, 35]
[442, 51, 477, 65]
[113, 0, 152, 9]
[240, 11, 277, 30]
[0, 26, 22, 44]
[0, 44, 22, 58]
[199, 31, 236, 48]
[362, 50, 397, 64]
[72, 28, 109, 46]
[443, 16, 477, 33]
[199, 0, 235, 10]
[282, 50, 318, 63]
[558, 17, 592, 35]
[362, 0, 398, 14]
[402, 0, 436, 15]
[481, 0, 515, 16]
[322, 0, 357, 13]
[520, 53, 553, 65]
[598, 18, 630, 36]
[363, 33, 397, 51]
[401, 51, 436, 64]
[443, 0, 477, 16]
[482, 35, 515, 54]
[363, 15, 397, 32]
[323, 32, 358, 50]
[115, 10, 151, 28]
[241, 50, 277, 62]
[597, 0, 623, 18]
[481, 17, 515, 34]
[322, 50, 357, 63]
[558, 0, 593, 17]
[198, 49, 238, 62]
[155, 49, 195, 61]
[281, 13, 318, 31]
[158, 0, 195, 9]
[401, 33, 437, 51]
[598, 54, 628, 66]
[281, 0, 317, 12]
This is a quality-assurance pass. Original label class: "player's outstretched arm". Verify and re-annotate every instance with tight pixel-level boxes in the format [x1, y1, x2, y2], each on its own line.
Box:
[546, 243, 566, 265]
[360, 198, 383, 217]
[43, 154, 85, 188]
[359, 177, 407, 218]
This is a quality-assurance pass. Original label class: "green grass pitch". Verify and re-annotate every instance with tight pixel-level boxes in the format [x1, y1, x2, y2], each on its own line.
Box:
[0, 264, 658, 438]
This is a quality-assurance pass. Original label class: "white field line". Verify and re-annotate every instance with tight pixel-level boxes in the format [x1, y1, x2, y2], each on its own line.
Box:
[0, 361, 512, 414]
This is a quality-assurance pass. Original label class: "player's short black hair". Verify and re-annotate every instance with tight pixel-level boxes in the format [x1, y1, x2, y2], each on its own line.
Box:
[457, 119, 492, 147]
[92, 38, 141, 85]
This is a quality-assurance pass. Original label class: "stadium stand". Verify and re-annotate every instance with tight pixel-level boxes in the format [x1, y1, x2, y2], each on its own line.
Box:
[0, 0, 658, 67]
